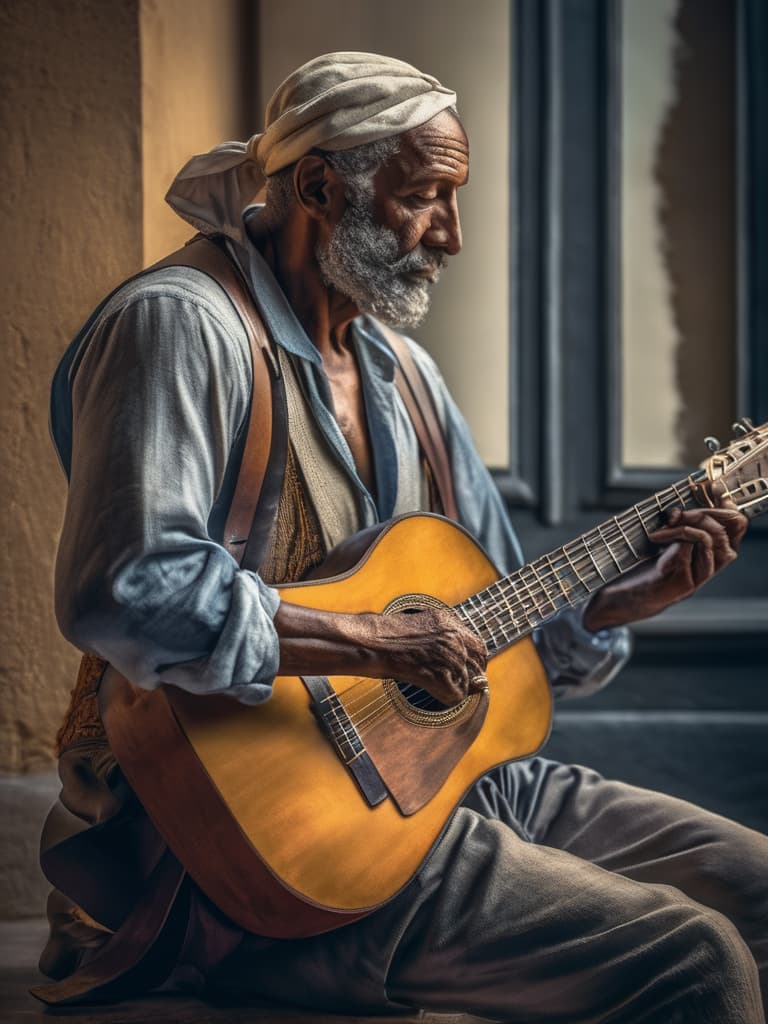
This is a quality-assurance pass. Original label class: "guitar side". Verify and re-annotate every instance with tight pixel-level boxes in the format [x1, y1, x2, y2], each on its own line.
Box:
[163, 515, 552, 928]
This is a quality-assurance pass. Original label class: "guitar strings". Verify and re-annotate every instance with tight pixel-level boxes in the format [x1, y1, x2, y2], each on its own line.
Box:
[314, 463, 768, 749]
[466, 482, 705, 639]
[341, 485, 682, 718]
[337, 489, 679, 724]
[479, 469, 768, 642]
[481, 484, 693, 611]
[339, 485, 689, 727]
[404, 474, 763, 710]
[336, 475, 764, 731]
[336, 477, 764, 737]
[461, 497, 693, 646]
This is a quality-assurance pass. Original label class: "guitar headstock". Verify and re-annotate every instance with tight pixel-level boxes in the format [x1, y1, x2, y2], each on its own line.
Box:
[693, 418, 768, 519]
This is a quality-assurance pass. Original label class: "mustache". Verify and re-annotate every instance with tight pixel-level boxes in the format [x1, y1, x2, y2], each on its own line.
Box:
[387, 245, 448, 278]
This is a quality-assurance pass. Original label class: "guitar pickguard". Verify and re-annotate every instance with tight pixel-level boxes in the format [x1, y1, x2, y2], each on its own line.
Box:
[361, 685, 489, 815]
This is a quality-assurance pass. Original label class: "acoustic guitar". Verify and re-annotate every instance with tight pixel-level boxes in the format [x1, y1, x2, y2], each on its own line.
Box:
[100, 419, 768, 938]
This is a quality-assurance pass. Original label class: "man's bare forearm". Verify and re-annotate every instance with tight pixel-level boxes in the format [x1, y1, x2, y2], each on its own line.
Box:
[274, 601, 487, 706]
[275, 603, 391, 677]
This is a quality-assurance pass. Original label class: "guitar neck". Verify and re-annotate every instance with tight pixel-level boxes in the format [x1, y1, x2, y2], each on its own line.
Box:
[455, 472, 707, 655]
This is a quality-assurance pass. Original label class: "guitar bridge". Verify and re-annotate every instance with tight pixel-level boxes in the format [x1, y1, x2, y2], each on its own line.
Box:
[302, 675, 388, 808]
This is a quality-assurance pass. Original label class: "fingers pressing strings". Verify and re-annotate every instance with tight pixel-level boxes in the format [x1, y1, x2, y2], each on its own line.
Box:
[648, 507, 745, 588]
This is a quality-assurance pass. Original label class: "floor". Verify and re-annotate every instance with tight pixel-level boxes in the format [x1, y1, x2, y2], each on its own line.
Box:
[0, 920, 487, 1024]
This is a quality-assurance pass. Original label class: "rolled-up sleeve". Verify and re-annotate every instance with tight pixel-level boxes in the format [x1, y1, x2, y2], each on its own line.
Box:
[54, 274, 280, 704]
[404, 339, 632, 699]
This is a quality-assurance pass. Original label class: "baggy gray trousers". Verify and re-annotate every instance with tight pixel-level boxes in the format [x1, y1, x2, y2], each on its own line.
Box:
[210, 758, 768, 1023]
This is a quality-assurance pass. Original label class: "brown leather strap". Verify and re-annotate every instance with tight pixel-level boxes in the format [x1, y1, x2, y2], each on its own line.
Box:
[373, 319, 459, 521]
[149, 235, 286, 569]
[31, 849, 189, 1006]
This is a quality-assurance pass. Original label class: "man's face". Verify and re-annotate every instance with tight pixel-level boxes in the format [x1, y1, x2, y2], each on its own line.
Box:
[316, 111, 469, 328]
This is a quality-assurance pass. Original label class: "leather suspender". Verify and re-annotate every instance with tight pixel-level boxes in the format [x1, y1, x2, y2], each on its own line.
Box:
[149, 236, 288, 573]
[372, 319, 460, 522]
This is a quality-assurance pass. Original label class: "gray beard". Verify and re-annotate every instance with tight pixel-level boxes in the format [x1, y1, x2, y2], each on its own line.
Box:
[316, 200, 447, 329]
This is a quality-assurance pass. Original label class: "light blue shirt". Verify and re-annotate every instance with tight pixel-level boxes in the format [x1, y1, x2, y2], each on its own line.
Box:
[51, 213, 630, 704]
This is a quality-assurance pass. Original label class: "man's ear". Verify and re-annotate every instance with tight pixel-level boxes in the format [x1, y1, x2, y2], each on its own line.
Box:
[293, 155, 347, 222]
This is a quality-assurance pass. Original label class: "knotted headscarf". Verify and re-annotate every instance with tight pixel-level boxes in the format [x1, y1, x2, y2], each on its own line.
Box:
[165, 51, 457, 242]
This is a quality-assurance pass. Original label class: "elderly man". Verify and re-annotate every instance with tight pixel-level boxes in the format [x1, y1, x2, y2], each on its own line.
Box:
[42, 53, 766, 1022]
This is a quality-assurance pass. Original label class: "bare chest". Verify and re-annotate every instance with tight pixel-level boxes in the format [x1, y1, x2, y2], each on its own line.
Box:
[324, 360, 375, 495]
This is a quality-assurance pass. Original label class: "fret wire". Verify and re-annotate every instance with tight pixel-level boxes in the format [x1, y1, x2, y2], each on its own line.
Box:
[507, 574, 540, 626]
[671, 481, 689, 505]
[613, 515, 639, 558]
[483, 559, 579, 620]
[482, 520, 631, 621]
[486, 581, 518, 633]
[528, 561, 557, 614]
[462, 594, 492, 640]
[580, 534, 607, 583]
[561, 545, 594, 592]
[656, 485, 679, 514]
[489, 607, 512, 643]
[528, 559, 561, 615]
[632, 504, 652, 539]
[638, 491, 665, 522]
[490, 581, 516, 624]
[483, 584, 512, 639]
[479, 606, 501, 646]
[543, 550, 575, 606]
[581, 535, 613, 581]
[474, 559, 594, 649]
[508, 572, 540, 627]
[455, 603, 472, 625]
[521, 567, 551, 623]
[619, 510, 648, 550]
[468, 593, 487, 621]
[595, 522, 623, 573]
[492, 580, 521, 632]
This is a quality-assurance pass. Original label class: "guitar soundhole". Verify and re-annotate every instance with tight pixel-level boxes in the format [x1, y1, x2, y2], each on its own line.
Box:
[396, 680, 448, 712]
[382, 594, 475, 724]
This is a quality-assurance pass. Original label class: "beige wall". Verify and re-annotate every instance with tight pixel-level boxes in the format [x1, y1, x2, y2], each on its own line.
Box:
[1, 0, 251, 773]
[140, 0, 254, 266]
[0, 0, 143, 773]
[257, 0, 512, 467]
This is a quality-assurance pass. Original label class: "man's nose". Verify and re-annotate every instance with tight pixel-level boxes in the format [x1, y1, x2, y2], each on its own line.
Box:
[424, 197, 462, 256]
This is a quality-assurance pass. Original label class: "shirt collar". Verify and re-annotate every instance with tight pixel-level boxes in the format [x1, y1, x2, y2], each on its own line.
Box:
[231, 205, 322, 366]
[354, 317, 398, 381]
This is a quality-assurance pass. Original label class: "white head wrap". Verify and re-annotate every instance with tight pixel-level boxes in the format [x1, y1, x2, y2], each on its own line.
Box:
[165, 51, 457, 242]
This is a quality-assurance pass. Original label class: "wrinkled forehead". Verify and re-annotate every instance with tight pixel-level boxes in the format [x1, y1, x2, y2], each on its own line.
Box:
[394, 110, 469, 183]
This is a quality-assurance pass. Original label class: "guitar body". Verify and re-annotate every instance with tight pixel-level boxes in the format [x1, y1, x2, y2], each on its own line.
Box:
[101, 513, 553, 938]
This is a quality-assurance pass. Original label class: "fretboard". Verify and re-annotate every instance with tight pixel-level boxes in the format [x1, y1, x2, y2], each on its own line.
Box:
[454, 473, 704, 655]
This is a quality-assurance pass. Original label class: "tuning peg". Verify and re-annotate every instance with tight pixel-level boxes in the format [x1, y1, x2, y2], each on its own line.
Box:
[704, 436, 721, 453]
[732, 417, 755, 437]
